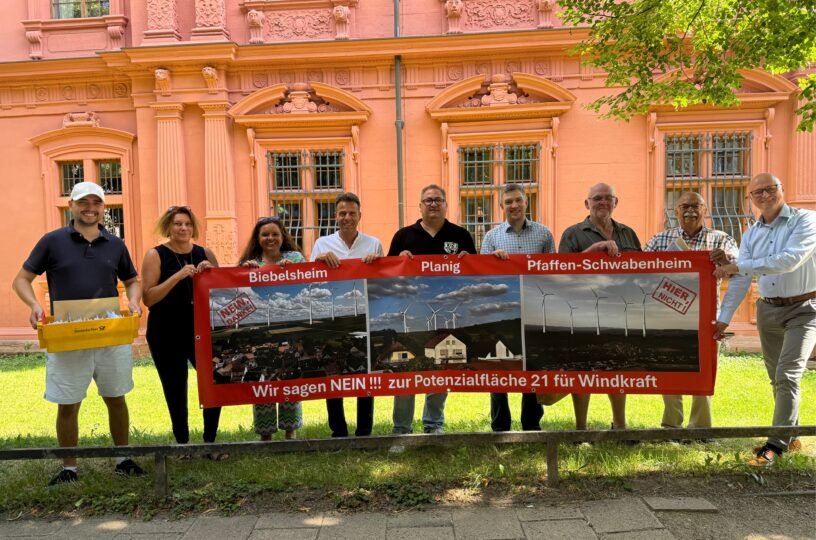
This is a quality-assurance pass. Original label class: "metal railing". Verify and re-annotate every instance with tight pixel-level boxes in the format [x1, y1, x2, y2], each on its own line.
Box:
[1, 425, 811, 496]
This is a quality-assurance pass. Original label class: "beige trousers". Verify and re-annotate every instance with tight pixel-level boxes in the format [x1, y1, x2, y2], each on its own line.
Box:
[661, 395, 712, 429]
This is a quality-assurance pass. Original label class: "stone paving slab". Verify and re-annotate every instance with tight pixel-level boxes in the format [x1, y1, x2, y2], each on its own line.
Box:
[249, 529, 319, 540]
[317, 513, 388, 540]
[387, 510, 453, 528]
[0, 519, 63, 537]
[57, 518, 130, 540]
[522, 519, 598, 540]
[600, 529, 677, 539]
[255, 512, 325, 529]
[113, 534, 183, 540]
[515, 505, 585, 522]
[181, 515, 258, 540]
[643, 497, 718, 513]
[451, 508, 525, 539]
[118, 519, 194, 534]
[580, 498, 664, 534]
[386, 526, 455, 540]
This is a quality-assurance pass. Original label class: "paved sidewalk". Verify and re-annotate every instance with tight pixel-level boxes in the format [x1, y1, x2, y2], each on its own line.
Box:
[0, 496, 728, 539]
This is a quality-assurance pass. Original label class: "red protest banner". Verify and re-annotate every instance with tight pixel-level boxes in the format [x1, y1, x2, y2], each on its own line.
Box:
[193, 252, 718, 407]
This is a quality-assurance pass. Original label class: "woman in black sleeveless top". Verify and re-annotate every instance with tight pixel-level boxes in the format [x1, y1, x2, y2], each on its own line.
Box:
[142, 206, 225, 459]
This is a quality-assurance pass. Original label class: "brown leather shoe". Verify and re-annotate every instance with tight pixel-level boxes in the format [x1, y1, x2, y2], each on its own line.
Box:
[753, 439, 801, 454]
[747, 445, 778, 467]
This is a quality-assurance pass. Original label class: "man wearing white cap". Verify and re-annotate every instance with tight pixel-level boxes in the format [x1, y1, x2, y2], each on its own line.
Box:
[12, 182, 144, 485]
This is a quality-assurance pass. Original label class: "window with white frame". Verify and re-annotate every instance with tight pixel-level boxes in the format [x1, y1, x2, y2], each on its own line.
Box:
[57, 158, 124, 239]
[663, 132, 754, 242]
[52, 0, 109, 19]
[266, 149, 345, 254]
[458, 142, 540, 250]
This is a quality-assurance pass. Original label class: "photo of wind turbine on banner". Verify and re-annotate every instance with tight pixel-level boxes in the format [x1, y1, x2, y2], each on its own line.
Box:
[208, 279, 369, 384]
[367, 275, 523, 372]
[521, 273, 700, 372]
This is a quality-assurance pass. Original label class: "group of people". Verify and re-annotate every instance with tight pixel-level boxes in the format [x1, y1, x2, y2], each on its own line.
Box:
[12, 171, 813, 485]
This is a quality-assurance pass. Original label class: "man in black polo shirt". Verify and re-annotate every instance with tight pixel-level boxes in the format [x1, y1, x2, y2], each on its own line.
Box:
[13, 182, 144, 485]
[388, 184, 476, 442]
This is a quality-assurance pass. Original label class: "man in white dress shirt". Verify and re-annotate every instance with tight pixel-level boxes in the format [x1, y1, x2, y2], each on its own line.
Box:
[311, 192, 383, 437]
[715, 173, 816, 466]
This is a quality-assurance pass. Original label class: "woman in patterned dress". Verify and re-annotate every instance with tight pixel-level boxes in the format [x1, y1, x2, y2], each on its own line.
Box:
[239, 217, 304, 440]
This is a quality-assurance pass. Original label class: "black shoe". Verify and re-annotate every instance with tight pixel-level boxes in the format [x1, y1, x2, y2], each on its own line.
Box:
[114, 459, 145, 477]
[48, 468, 78, 486]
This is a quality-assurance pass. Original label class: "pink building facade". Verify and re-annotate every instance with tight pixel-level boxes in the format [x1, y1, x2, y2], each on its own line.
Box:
[1, 0, 814, 340]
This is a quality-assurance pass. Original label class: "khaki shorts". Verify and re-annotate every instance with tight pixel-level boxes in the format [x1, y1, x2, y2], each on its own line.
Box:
[44, 345, 134, 404]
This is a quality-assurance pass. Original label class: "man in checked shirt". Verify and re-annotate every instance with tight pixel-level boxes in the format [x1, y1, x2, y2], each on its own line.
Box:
[644, 192, 737, 441]
[715, 173, 816, 466]
[481, 183, 555, 431]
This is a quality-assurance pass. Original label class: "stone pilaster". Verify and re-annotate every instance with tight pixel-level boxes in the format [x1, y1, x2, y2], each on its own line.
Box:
[192, 0, 230, 41]
[791, 126, 816, 206]
[151, 103, 188, 211]
[144, 0, 181, 42]
[200, 101, 238, 265]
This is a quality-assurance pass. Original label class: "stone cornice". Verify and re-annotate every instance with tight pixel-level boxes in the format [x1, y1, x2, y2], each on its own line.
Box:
[428, 102, 572, 122]
[30, 125, 135, 147]
[232, 110, 370, 130]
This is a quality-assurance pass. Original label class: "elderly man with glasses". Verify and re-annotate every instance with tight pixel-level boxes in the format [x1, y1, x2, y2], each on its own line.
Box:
[715, 173, 816, 466]
[387, 184, 476, 445]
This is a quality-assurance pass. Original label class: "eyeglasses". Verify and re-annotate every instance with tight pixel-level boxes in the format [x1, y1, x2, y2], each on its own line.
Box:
[421, 198, 446, 206]
[257, 216, 282, 224]
[677, 204, 703, 211]
[167, 205, 191, 213]
[749, 184, 781, 198]
[589, 195, 617, 203]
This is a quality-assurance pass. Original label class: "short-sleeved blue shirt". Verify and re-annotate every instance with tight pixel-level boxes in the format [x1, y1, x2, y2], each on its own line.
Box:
[23, 224, 138, 309]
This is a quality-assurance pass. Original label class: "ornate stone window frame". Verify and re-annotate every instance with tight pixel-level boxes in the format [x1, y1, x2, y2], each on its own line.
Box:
[230, 81, 371, 236]
[22, 0, 128, 59]
[30, 121, 137, 248]
[426, 72, 576, 229]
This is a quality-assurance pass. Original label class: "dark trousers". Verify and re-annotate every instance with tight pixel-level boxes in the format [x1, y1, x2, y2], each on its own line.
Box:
[152, 349, 222, 444]
[490, 392, 543, 432]
[326, 397, 374, 437]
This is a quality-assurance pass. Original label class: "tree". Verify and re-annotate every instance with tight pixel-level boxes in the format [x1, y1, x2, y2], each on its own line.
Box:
[559, 0, 816, 130]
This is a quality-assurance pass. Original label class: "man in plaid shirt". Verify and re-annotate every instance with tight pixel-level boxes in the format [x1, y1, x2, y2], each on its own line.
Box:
[644, 191, 737, 438]
[481, 183, 555, 431]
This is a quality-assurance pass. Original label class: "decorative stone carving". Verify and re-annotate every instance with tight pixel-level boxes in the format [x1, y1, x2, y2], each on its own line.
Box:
[506, 61, 521, 74]
[351, 124, 360, 163]
[445, 0, 464, 34]
[455, 74, 539, 108]
[481, 75, 518, 106]
[155, 69, 172, 96]
[448, 64, 463, 81]
[335, 69, 350, 86]
[192, 0, 230, 41]
[26, 30, 42, 60]
[202, 66, 219, 94]
[268, 11, 333, 40]
[113, 82, 129, 98]
[534, 59, 550, 76]
[307, 70, 323, 82]
[333, 5, 350, 39]
[61, 86, 76, 100]
[252, 72, 268, 88]
[107, 24, 125, 50]
[88, 84, 102, 99]
[247, 9, 265, 44]
[268, 83, 341, 114]
[35, 88, 49, 101]
[464, 0, 536, 29]
[145, 0, 180, 41]
[63, 111, 101, 128]
[537, 0, 555, 28]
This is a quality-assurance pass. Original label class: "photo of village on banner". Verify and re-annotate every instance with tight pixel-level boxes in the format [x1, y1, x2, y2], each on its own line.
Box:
[193, 252, 717, 408]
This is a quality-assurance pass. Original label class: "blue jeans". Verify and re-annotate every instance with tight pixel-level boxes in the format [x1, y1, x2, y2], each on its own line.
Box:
[392, 392, 448, 433]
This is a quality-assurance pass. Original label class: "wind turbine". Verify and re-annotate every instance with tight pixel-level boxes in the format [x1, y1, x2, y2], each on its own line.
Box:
[566, 302, 578, 335]
[425, 314, 433, 331]
[426, 303, 442, 330]
[399, 304, 411, 333]
[266, 296, 271, 326]
[444, 317, 451, 329]
[620, 296, 635, 337]
[591, 288, 607, 336]
[307, 284, 313, 325]
[351, 280, 360, 316]
[638, 285, 650, 337]
[210, 298, 215, 330]
[537, 285, 555, 333]
[328, 286, 336, 320]
[446, 303, 461, 329]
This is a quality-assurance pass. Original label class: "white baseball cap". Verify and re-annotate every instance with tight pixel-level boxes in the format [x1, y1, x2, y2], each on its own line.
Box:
[70, 182, 105, 202]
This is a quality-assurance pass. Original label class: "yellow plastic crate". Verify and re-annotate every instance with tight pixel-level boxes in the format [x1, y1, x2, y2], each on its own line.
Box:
[37, 311, 140, 353]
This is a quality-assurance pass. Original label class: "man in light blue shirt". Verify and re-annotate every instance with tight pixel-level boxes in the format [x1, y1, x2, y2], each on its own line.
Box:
[481, 183, 555, 431]
[715, 173, 816, 466]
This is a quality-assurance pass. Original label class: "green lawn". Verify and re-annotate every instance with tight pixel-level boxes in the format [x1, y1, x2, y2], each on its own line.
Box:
[0, 352, 813, 516]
